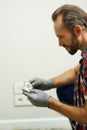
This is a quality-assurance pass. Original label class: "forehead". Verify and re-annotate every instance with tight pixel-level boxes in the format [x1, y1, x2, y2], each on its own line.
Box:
[54, 15, 63, 26]
[53, 15, 70, 36]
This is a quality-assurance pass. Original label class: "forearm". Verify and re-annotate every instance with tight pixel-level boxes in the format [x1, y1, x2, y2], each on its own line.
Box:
[51, 66, 79, 88]
[48, 97, 87, 124]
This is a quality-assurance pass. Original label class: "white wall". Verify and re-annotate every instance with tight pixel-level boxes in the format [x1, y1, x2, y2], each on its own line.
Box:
[0, 0, 86, 120]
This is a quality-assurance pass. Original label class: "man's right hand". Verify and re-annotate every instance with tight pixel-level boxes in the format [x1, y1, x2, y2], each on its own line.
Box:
[29, 77, 53, 90]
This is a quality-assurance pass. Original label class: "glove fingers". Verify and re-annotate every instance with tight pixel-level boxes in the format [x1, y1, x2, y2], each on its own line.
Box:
[22, 91, 33, 99]
[29, 78, 40, 87]
[22, 88, 28, 92]
[29, 78, 37, 83]
[31, 82, 40, 88]
[30, 89, 41, 93]
[22, 88, 39, 94]
[22, 89, 39, 95]
[29, 79, 35, 84]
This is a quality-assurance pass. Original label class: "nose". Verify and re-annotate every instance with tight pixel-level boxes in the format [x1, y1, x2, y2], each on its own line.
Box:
[58, 39, 63, 46]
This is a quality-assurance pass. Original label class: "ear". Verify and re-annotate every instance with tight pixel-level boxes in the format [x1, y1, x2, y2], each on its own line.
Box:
[74, 25, 82, 37]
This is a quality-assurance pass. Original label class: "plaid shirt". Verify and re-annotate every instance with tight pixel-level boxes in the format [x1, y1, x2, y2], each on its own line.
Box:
[71, 49, 87, 130]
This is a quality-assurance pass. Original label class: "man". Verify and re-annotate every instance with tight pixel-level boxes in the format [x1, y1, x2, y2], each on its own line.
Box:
[22, 4, 87, 130]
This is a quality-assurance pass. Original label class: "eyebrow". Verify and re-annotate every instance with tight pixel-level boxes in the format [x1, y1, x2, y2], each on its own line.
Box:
[57, 34, 63, 37]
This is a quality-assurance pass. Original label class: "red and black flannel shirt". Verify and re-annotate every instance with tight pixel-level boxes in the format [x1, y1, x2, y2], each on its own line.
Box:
[71, 49, 87, 130]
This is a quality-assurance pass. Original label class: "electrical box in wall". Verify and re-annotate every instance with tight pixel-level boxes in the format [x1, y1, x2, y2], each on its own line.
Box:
[13, 82, 32, 107]
[14, 94, 32, 106]
[14, 82, 24, 94]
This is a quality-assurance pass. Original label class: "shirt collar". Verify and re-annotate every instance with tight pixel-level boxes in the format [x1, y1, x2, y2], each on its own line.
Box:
[81, 48, 87, 58]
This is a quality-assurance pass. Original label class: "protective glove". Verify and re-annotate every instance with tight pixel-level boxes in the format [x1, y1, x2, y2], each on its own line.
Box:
[29, 77, 53, 90]
[22, 89, 51, 107]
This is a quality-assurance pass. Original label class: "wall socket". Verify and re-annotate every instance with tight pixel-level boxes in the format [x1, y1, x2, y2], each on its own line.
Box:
[14, 94, 32, 106]
[14, 82, 24, 94]
[14, 82, 32, 107]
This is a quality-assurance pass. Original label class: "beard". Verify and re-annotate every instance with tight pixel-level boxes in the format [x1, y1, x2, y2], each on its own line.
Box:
[68, 34, 80, 55]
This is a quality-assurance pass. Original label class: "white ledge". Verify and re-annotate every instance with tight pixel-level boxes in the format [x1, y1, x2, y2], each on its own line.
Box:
[0, 117, 71, 130]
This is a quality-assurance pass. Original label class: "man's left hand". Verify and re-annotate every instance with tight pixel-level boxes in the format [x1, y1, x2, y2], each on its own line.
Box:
[22, 89, 51, 107]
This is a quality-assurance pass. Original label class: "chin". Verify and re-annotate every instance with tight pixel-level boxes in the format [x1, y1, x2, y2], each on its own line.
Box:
[69, 50, 77, 55]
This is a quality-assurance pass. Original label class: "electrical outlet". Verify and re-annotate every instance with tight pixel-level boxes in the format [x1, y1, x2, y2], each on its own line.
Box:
[14, 82, 24, 94]
[14, 94, 32, 106]
[13, 82, 32, 106]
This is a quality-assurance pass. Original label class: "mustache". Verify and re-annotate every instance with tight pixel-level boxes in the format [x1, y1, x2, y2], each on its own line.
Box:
[63, 45, 69, 48]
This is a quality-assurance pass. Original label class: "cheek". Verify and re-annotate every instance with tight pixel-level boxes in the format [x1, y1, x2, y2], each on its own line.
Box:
[66, 36, 73, 45]
[66, 32, 73, 39]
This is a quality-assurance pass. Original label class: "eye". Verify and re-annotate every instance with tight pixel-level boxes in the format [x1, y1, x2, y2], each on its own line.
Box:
[60, 35, 64, 39]
[57, 35, 64, 39]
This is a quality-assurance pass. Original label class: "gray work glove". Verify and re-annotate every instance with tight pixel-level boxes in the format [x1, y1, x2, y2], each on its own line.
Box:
[22, 89, 51, 107]
[29, 77, 53, 90]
